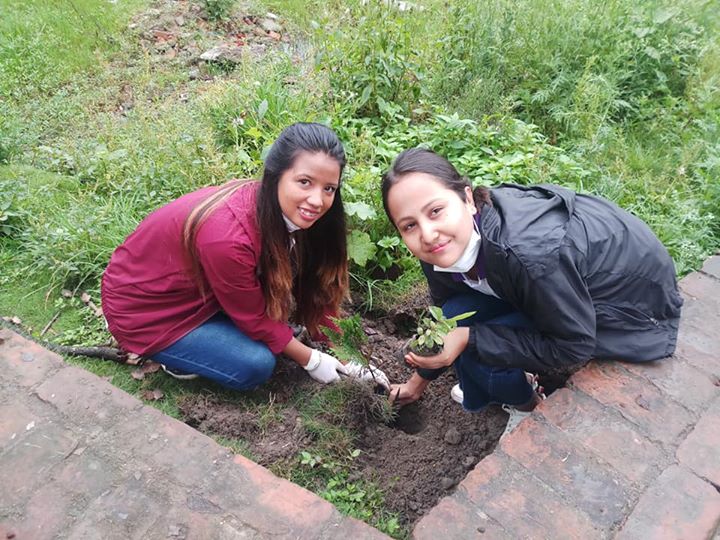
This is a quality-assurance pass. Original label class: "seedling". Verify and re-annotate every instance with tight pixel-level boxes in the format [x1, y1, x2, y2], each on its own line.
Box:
[322, 315, 388, 396]
[407, 306, 476, 356]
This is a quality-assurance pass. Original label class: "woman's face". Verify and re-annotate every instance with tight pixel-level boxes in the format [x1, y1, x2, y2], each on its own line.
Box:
[277, 151, 341, 229]
[386, 172, 476, 268]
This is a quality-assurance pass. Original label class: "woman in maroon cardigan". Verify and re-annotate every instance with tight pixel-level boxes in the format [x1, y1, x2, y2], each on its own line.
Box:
[102, 123, 389, 390]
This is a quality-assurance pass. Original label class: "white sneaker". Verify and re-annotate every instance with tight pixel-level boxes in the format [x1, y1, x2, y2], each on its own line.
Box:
[500, 404, 531, 439]
[450, 384, 463, 404]
[161, 364, 199, 380]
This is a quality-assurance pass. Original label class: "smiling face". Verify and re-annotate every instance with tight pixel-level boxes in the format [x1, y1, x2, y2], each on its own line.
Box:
[277, 151, 341, 229]
[386, 172, 477, 268]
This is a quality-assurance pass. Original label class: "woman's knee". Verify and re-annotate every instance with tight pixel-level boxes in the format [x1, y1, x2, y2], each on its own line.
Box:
[442, 295, 474, 319]
[249, 348, 276, 381]
[229, 347, 276, 389]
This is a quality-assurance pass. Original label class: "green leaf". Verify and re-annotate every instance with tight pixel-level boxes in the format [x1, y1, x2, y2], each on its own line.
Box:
[345, 201, 377, 220]
[428, 306, 444, 321]
[257, 99, 269, 120]
[377, 236, 400, 248]
[359, 84, 373, 106]
[653, 8, 677, 25]
[347, 230, 376, 267]
[449, 310, 477, 323]
[245, 126, 262, 140]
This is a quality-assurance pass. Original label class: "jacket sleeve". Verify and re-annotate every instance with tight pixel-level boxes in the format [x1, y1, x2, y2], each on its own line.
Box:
[198, 235, 293, 355]
[467, 249, 596, 372]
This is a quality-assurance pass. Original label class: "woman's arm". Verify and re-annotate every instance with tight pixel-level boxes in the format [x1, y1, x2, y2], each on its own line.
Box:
[282, 336, 312, 366]
[389, 372, 432, 406]
[471, 250, 596, 372]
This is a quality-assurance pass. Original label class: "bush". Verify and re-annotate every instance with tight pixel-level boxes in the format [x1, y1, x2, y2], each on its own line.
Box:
[202, 0, 236, 22]
[427, 1, 706, 142]
[315, 3, 427, 120]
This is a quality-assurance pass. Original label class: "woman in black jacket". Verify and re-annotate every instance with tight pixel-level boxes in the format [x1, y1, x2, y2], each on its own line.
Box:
[382, 148, 682, 423]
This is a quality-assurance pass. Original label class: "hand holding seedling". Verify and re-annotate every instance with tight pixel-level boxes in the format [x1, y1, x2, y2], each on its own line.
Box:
[404, 307, 476, 369]
[405, 327, 470, 369]
[322, 315, 391, 392]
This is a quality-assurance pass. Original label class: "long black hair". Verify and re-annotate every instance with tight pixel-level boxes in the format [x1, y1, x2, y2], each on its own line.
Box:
[257, 122, 348, 332]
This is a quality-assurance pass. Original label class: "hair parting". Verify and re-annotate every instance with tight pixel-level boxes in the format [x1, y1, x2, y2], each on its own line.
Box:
[381, 147, 492, 225]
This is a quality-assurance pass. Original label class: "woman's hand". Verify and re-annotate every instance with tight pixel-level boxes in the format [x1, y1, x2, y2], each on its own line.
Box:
[404, 327, 470, 369]
[389, 373, 431, 407]
[342, 361, 391, 390]
[304, 349, 347, 384]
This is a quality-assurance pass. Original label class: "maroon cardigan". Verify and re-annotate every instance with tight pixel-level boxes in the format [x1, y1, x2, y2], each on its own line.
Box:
[102, 181, 297, 356]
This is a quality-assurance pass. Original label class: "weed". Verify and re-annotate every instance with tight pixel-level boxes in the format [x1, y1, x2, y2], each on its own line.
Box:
[201, 0, 237, 22]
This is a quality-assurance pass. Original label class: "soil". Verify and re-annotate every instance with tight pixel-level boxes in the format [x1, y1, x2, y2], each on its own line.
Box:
[177, 293, 511, 528]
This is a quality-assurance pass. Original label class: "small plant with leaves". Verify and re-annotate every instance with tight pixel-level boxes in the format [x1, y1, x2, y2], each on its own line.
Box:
[323, 315, 395, 402]
[408, 306, 476, 356]
[322, 314, 367, 366]
[201, 0, 236, 22]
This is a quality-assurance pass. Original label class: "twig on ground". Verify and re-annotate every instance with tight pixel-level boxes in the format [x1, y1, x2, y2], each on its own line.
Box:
[40, 311, 61, 338]
[53, 345, 128, 363]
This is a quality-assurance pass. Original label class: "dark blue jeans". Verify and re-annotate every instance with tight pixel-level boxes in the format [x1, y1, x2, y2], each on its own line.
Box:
[418, 291, 534, 411]
[152, 313, 276, 390]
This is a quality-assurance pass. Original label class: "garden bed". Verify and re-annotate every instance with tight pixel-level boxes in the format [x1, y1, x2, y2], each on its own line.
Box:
[177, 306, 509, 529]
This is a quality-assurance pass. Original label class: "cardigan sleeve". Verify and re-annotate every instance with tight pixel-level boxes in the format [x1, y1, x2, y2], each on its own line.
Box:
[197, 228, 293, 355]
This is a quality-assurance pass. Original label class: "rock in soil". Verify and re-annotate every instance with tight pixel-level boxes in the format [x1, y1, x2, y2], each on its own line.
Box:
[443, 426, 462, 445]
[440, 477, 455, 490]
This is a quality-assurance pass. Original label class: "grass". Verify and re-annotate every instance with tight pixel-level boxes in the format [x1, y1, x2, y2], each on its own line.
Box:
[1, 0, 718, 536]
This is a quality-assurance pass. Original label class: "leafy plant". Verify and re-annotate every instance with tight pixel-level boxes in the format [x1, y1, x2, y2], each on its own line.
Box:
[322, 314, 367, 366]
[409, 306, 476, 355]
[298, 448, 404, 537]
[0, 176, 28, 237]
[201, 0, 236, 22]
[315, 3, 427, 120]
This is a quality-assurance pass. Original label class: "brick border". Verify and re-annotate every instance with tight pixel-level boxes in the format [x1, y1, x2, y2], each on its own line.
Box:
[0, 330, 389, 539]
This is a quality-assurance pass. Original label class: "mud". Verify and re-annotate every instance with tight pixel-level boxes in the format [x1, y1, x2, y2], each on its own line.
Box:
[178, 306, 511, 528]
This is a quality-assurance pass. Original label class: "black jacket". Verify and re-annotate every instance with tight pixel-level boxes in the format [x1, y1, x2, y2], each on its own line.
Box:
[422, 183, 683, 373]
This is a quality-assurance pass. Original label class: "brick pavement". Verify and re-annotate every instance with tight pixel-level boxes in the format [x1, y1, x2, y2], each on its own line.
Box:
[0, 331, 388, 540]
[2, 256, 720, 539]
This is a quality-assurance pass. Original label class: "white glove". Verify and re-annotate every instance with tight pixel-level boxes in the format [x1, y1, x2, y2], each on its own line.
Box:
[304, 350, 347, 384]
[342, 361, 391, 391]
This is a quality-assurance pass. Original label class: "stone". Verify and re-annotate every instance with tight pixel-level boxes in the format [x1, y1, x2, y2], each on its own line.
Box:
[440, 477, 454, 490]
[199, 45, 244, 64]
[260, 18, 282, 33]
[443, 426, 461, 445]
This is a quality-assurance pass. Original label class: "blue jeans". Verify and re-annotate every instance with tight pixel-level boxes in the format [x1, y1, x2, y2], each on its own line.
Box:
[417, 291, 534, 411]
[152, 313, 276, 390]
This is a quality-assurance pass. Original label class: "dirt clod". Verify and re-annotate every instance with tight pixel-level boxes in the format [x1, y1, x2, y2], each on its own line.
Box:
[444, 426, 462, 445]
[440, 477, 455, 490]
